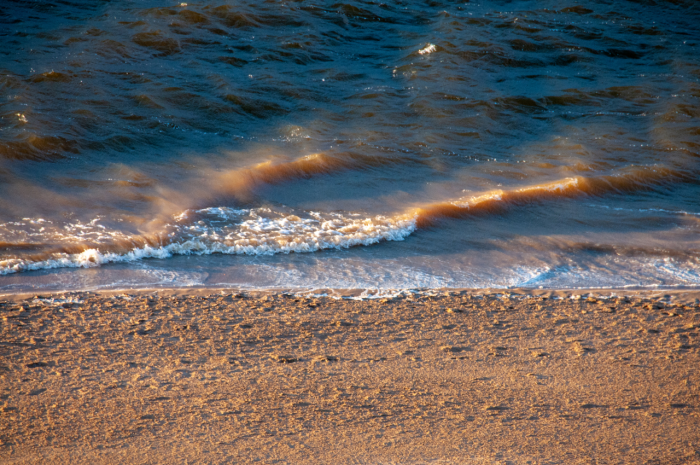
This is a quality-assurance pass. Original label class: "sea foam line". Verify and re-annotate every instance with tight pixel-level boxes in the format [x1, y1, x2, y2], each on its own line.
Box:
[0, 214, 417, 275]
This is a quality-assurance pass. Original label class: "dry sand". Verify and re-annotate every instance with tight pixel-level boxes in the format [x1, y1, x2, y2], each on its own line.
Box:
[1, 288, 699, 464]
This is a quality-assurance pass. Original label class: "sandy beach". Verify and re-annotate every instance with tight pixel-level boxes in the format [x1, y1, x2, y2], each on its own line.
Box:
[1, 289, 699, 464]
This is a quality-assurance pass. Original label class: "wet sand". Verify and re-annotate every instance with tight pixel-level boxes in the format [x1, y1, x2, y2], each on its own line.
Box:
[1, 289, 699, 464]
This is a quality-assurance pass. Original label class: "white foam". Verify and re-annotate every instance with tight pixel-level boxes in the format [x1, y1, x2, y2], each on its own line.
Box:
[33, 297, 84, 306]
[0, 208, 417, 275]
[452, 191, 503, 208]
[418, 43, 437, 55]
[0, 215, 132, 246]
[195, 207, 247, 220]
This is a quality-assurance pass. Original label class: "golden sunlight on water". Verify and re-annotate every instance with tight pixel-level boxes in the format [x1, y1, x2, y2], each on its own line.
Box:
[0, 0, 698, 291]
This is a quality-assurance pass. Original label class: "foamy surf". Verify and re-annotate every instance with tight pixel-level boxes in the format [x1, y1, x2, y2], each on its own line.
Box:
[418, 43, 437, 55]
[0, 208, 417, 275]
[0, 165, 695, 276]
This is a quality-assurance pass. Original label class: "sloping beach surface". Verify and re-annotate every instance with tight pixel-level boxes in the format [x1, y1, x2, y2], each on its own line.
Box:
[1, 289, 698, 464]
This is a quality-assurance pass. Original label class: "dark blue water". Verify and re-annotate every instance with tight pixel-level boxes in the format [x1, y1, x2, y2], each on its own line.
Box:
[0, 0, 699, 292]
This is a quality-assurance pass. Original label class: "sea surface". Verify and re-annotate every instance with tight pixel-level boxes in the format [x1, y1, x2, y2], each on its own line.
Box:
[1, 0, 699, 293]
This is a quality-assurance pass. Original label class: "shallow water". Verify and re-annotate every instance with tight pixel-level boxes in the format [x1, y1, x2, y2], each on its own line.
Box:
[1, 0, 699, 292]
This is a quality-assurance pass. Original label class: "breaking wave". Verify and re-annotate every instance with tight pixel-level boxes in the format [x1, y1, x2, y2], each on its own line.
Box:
[0, 161, 692, 275]
[0, 208, 416, 275]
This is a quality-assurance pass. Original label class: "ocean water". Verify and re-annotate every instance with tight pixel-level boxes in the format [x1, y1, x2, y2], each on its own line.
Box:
[0, 0, 699, 292]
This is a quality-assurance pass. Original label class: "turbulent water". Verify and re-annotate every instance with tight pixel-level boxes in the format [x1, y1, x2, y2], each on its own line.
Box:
[0, 0, 699, 292]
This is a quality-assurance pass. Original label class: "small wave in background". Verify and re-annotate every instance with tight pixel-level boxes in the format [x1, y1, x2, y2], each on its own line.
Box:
[0, 0, 698, 291]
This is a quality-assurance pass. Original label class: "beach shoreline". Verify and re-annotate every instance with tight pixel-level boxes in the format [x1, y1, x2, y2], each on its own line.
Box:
[3, 285, 700, 302]
[1, 288, 699, 464]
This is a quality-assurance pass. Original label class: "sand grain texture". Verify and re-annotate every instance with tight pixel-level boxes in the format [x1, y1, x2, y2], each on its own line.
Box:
[1, 291, 699, 464]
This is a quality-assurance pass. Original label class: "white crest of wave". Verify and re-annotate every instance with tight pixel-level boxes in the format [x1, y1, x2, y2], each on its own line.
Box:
[418, 43, 437, 55]
[452, 191, 504, 209]
[0, 209, 417, 275]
